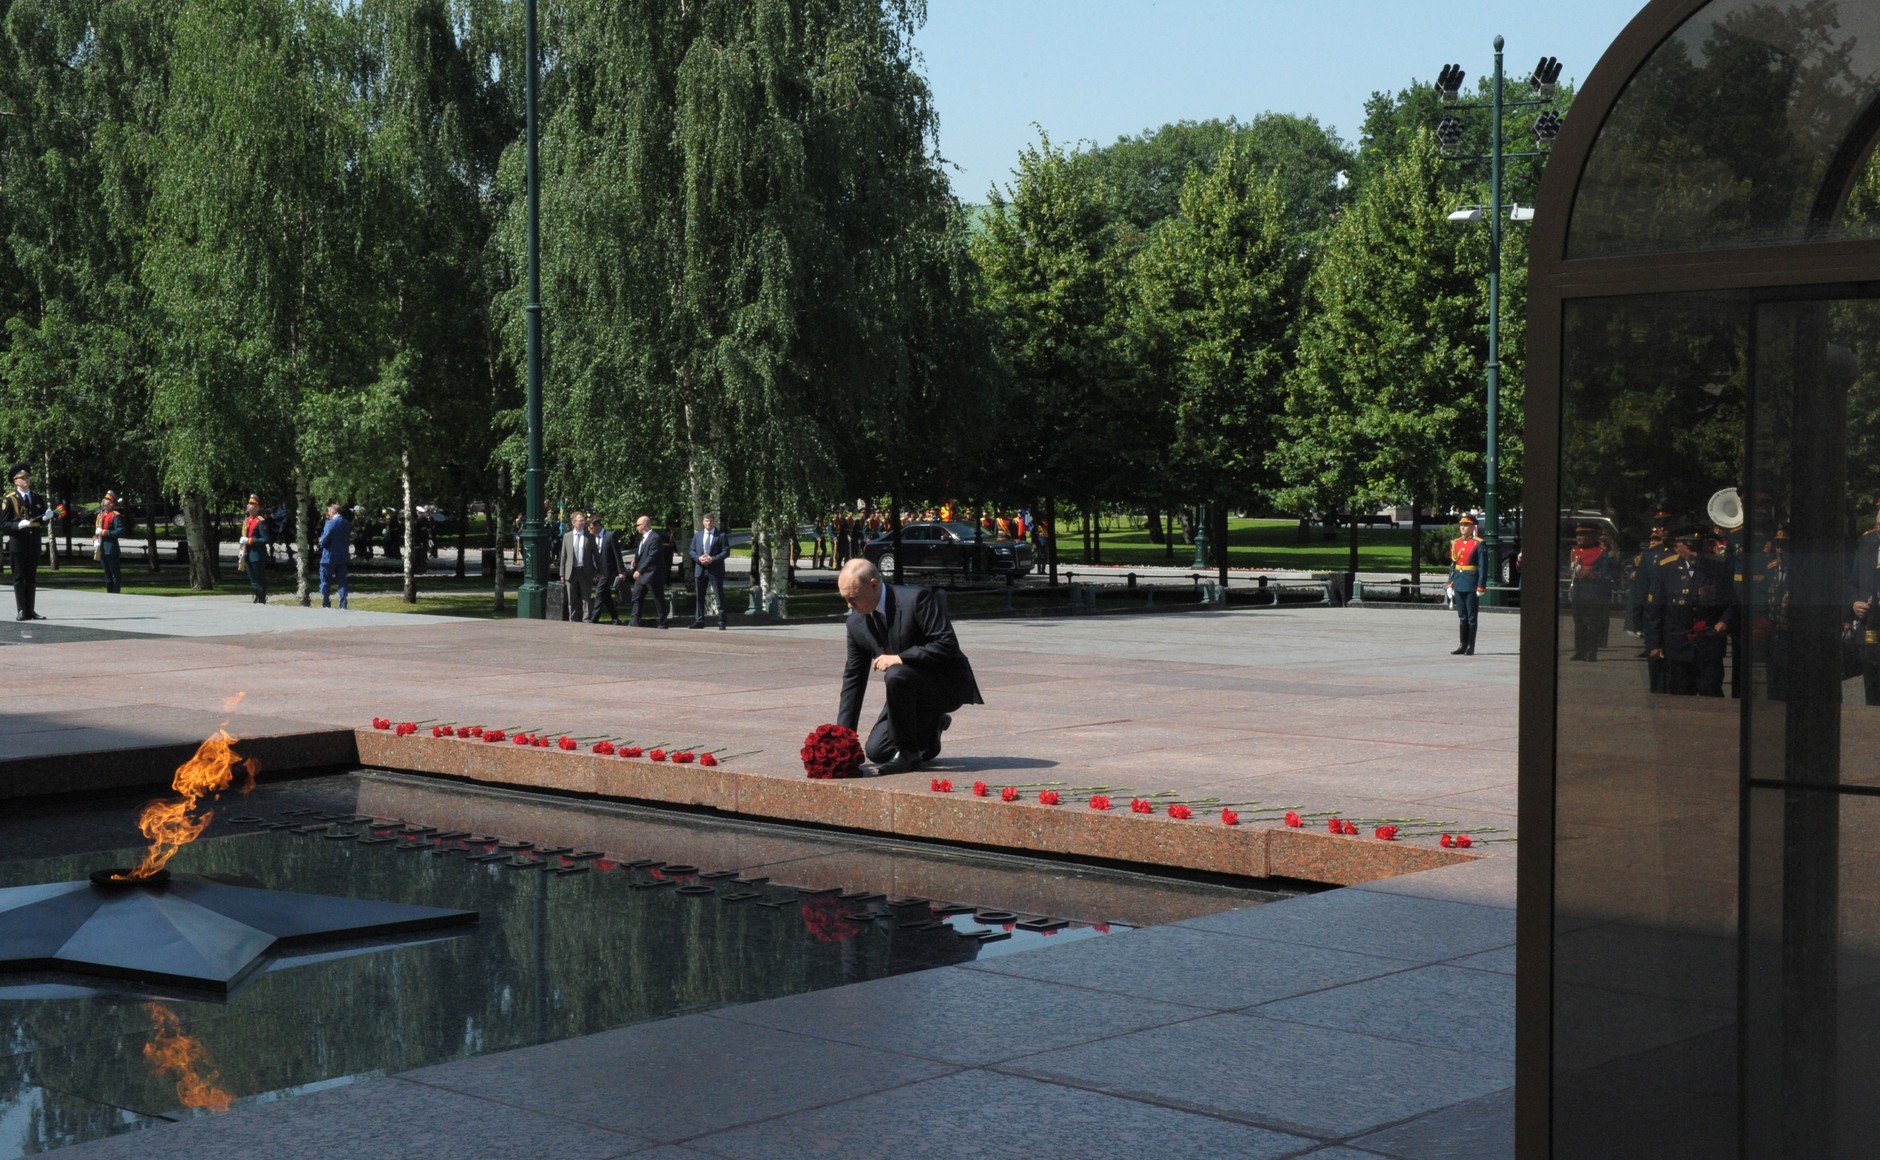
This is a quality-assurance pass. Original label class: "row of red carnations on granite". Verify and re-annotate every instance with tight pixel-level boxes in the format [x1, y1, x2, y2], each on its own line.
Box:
[368, 719, 718, 765]
[924, 778, 1474, 845]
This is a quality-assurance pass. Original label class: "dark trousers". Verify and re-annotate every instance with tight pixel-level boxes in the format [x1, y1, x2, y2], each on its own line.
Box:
[1648, 654, 1668, 693]
[693, 567, 726, 626]
[1863, 654, 1880, 707]
[1454, 587, 1479, 627]
[9, 535, 37, 614]
[629, 577, 667, 626]
[246, 549, 267, 602]
[1667, 643, 1726, 697]
[862, 664, 956, 763]
[1572, 606, 1603, 659]
[100, 547, 122, 593]
[590, 576, 620, 623]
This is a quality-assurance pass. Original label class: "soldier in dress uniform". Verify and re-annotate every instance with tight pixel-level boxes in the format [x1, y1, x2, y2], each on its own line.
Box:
[1755, 525, 1791, 701]
[1568, 523, 1617, 661]
[93, 491, 124, 594]
[1846, 500, 1880, 706]
[238, 494, 271, 603]
[3, 465, 47, 620]
[1635, 511, 1679, 691]
[1625, 514, 1671, 644]
[1648, 527, 1735, 696]
[1449, 514, 1486, 655]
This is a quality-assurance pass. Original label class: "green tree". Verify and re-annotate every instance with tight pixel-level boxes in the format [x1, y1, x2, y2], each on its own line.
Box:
[1276, 130, 1492, 579]
[1132, 136, 1301, 530]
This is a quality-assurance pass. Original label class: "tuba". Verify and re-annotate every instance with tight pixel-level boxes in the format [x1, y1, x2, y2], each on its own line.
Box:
[1706, 487, 1744, 531]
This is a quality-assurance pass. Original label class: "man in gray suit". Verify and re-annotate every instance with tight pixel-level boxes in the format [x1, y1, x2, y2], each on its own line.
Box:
[687, 513, 730, 630]
[627, 514, 670, 628]
[559, 510, 598, 622]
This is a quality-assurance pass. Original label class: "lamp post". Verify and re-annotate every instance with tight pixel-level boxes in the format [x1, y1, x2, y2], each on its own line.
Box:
[515, 0, 548, 619]
[1436, 38, 1560, 607]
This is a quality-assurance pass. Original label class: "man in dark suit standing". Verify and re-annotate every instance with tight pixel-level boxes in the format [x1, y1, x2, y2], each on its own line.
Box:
[559, 510, 597, 622]
[836, 558, 983, 775]
[628, 514, 669, 628]
[688, 512, 729, 630]
[3, 465, 47, 621]
[588, 515, 624, 625]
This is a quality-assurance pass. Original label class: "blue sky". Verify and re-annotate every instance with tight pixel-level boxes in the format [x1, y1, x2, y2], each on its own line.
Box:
[913, 0, 1651, 201]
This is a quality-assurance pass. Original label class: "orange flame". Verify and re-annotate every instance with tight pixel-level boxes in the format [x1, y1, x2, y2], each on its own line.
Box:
[126, 728, 245, 879]
[143, 1002, 235, 1113]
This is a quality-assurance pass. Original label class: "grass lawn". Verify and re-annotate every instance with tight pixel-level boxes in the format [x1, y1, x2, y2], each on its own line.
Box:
[1041, 517, 1433, 573]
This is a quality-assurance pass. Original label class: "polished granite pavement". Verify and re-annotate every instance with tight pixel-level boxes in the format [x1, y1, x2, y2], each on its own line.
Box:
[48, 856, 1515, 1159]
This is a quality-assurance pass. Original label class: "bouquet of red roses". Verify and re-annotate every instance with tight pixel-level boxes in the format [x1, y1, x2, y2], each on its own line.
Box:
[801, 723, 864, 780]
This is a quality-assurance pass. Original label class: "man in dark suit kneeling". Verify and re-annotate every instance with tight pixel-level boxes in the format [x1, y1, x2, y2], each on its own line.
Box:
[836, 558, 983, 775]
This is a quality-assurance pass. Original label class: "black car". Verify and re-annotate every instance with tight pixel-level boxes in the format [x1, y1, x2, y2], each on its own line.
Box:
[864, 521, 1034, 580]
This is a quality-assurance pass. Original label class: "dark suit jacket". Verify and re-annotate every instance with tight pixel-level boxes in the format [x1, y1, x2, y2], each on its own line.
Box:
[560, 529, 598, 584]
[838, 583, 983, 732]
[689, 527, 729, 577]
[631, 529, 667, 585]
[594, 528, 623, 582]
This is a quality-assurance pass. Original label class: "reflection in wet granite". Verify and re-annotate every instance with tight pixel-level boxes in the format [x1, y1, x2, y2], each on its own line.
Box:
[0, 770, 1277, 1156]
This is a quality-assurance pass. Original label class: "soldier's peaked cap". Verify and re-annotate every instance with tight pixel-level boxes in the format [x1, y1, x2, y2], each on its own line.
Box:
[1457, 514, 1477, 525]
[8, 464, 27, 480]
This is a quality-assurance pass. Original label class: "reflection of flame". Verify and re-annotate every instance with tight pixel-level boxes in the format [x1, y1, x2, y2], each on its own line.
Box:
[126, 728, 246, 879]
[142, 1002, 234, 1113]
[221, 691, 245, 714]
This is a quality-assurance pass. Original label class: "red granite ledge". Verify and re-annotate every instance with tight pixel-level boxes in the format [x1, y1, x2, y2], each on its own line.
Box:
[356, 730, 1476, 886]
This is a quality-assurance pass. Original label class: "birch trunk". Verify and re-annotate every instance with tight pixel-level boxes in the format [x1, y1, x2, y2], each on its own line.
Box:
[401, 449, 417, 603]
[293, 467, 312, 605]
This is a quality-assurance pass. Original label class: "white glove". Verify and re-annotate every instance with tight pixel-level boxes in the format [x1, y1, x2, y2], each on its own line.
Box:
[15, 520, 29, 530]
[39, 508, 52, 521]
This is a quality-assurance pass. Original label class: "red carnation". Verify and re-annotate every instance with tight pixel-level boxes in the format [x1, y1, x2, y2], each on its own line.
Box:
[1169, 804, 1192, 820]
[1220, 808, 1239, 826]
[1000, 786, 1018, 802]
[1039, 790, 1060, 805]
[513, 733, 530, 746]
[372, 717, 391, 730]
[1130, 798, 1153, 814]
[557, 736, 576, 751]
[673, 751, 696, 764]
[1455, 833, 1473, 848]
[649, 748, 668, 762]
[1343, 820, 1359, 836]
[594, 741, 616, 755]
[1375, 825, 1400, 841]
[935, 778, 954, 792]
[972, 781, 989, 797]
[483, 729, 506, 743]
[930, 778, 948, 792]
[1089, 795, 1112, 811]
[621, 746, 643, 758]
[1440, 833, 1455, 848]
[1284, 811, 1303, 828]
[800, 724, 863, 779]
[396, 722, 417, 736]
[535, 737, 549, 748]
[468, 726, 483, 737]
[800, 894, 859, 943]
[1327, 817, 1343, 834]
[699, 753, 718, 767]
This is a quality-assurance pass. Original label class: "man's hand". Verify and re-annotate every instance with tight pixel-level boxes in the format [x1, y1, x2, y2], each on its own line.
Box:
[699, 554, 713, 566]
[1475, 587, 1485, 596]
[872, 653, 902, 672]
[1650, 648, 1664, 658]
[632, 570, 641, 580]
[1856, 600, 1871, 619]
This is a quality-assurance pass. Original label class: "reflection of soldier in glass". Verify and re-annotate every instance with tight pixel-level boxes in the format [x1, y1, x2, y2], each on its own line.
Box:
[1648, 528, 1734, 696]
[1755, 526, 1791, 701]
[1629, 511, 1677, 690]
[1847, 500, 1880, 705]
[1568, 523, 1617, 661]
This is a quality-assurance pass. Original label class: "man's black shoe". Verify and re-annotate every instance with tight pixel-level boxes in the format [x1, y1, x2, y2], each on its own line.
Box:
[25, 612, 44, 621]
[14, 612, 24, 621]
[872, 751, 923, 776]
[718, 623, 727, 630]
[688, 621, 707, 629]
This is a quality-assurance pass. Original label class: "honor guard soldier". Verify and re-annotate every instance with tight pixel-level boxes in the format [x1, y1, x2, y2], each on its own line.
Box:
[93, 491, 124, 594]
[1647, 527, 1735, 696]
[1449, 515, 1486, 655]
[1754, 525, 1791, 701]
[4, 465, 47, 620]
[1636, 510, 1679, 691]
[1847, 499, 1880, 706]
[238, 494, 271, 603]
[1568, 523, 1617, 661]
[1625, 513, 1672, 644]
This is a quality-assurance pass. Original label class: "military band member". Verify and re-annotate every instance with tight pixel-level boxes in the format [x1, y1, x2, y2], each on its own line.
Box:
[1647, 528, 1735, 696]
[1568, 523, 1616, 661]
[239, 494, 270, 604]
[4, 465, 47, 620]
[1755, 525, 1791, 701]
[1449, 515, 1486, 655]
[93, 490, 124, 594]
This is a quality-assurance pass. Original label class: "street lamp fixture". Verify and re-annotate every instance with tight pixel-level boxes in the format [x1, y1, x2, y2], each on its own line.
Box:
[1509, 204, 1535, 222]
[1529, 55, 1564, 98]
[1436, 63, 1467, 102]
[1447, 206, 1485, 224]
[1534, 109, 1562, 143]
[1436, 115, 1466, 154]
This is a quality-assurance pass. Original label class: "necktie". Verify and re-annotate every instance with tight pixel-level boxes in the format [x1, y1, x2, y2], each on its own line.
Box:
[870, 610, 887, 649]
